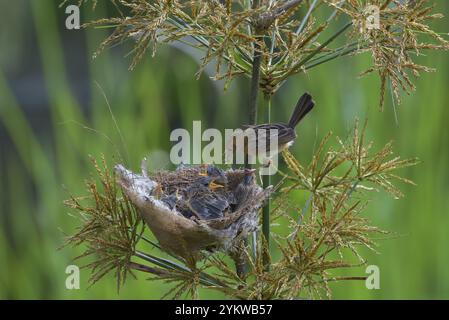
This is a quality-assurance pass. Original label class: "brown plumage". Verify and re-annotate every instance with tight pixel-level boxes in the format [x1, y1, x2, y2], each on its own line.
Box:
[226, 93, 315, 164]
[243, 92, 315, 152]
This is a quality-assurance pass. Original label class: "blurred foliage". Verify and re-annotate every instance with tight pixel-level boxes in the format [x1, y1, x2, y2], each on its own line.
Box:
[0, 0, 449, 299]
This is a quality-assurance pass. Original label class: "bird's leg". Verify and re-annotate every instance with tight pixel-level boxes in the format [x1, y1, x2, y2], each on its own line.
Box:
[262, 158, 273, 168]
[257, 170, 263, 185]
[260, 157, 278, 177]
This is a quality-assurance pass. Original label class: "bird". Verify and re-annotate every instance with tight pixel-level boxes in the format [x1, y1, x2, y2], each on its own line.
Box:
[160, 193, 179, 210]
[158, 166, 256, 220]
[226, 169, 258, 279]
[233, 169, 257, 210]
[225, 168, 255, 208]
[182, 176, 230, 220]
[206, 165, 228, 186]
[226, 93, 315, 166]
[198, 164, 228, 190]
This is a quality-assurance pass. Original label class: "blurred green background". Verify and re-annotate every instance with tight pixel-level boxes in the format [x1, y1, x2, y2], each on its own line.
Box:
[0, 0, 448, 299]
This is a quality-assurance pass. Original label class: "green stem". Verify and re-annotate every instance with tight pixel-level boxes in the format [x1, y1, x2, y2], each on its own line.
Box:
[248, 45, 261, 129]
[288, 192, 313, 240]
[305, 46, 359, 69]
[262, 97, 272, 270]
[279, 21, 353, 82]
[135, 251, 225, 287]
[135, 250, 189, 273]
[296, 0, 319, 35]
[248, 0, 262, 128]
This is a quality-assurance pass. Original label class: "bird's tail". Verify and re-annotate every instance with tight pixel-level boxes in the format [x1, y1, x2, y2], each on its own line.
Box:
[288, 93, 315, 128]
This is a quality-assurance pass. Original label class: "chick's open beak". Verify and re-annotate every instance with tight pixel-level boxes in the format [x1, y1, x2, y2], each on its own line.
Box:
[198, 164, 209, 176]
[209, 180, 225, 190]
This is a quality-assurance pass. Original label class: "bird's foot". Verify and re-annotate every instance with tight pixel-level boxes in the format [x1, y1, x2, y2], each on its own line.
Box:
[262, 159, 273, 168]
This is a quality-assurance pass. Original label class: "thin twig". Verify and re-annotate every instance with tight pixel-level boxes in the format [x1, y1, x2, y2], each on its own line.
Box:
[248, 48, 261, 127]
[135, 251, 225, 287]
[248, 0, 263, 144]
[262, 97, 272, 270]
[280, 21, 353, 82]
[256, 0, 304, 32]
[129, 261, 167, 276]
[296, 0, 318, 35]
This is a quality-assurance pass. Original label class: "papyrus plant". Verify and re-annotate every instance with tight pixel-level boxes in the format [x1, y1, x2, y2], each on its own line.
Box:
[65, 123, 418, 298]
[63, 0, 446, 298]
[63, 0, 448, 104]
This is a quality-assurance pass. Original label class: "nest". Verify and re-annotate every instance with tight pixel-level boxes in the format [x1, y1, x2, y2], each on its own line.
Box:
[115, 162, 272, 261]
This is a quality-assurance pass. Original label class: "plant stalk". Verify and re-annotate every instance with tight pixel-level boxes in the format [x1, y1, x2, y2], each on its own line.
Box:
[248, 0, 262, 128]
[128, 261, 167, 276]
[279, 21, 353, 82]
[262, 96, 272, 270]
[135, 251, 225, 287]
[248, 45, 261, 128]
[242, 0, 263, 278]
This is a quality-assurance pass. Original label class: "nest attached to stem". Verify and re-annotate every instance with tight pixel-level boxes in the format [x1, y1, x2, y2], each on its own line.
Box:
[115, 162, 272, 262]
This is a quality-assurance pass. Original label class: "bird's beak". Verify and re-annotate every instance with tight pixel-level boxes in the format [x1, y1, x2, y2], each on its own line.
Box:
[199, 164, 209, 176]
[209, 180, 225, 190]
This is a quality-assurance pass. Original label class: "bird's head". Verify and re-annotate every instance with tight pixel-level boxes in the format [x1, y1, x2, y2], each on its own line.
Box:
[242, 168, 256, 185]
[206, 165, 228, 186]
[192, 175, 224, 191]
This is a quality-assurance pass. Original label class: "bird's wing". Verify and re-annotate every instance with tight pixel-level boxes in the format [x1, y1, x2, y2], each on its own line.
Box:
[288, 93, 315, 128]
[247, 124, 296, 152]
[160, 194, 178, 210]
[189, 196, 228, 220]
[275, 126, 297, 147]
[226, 123, 296, 162]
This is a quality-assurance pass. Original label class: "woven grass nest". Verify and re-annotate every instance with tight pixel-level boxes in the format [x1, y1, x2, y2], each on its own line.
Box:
[115, 162, 272, 261]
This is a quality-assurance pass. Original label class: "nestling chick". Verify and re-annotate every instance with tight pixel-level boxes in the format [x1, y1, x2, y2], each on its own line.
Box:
[182, 176, 230, 220]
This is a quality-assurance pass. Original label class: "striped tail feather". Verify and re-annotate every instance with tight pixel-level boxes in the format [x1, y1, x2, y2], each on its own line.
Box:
[288, 93, 315, 128]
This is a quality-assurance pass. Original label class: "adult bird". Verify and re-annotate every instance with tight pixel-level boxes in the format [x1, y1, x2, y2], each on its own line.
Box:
[226, 92, 315, 166]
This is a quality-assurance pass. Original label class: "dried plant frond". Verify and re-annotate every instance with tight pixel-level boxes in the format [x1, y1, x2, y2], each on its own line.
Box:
[69, 0, 332, 91]
[73, 0, 447, 101]
[324, 0, 449, 107]
[281, 119, 419, 200]
[64, 156, 144, 289]
[79, 0, 258, 79]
